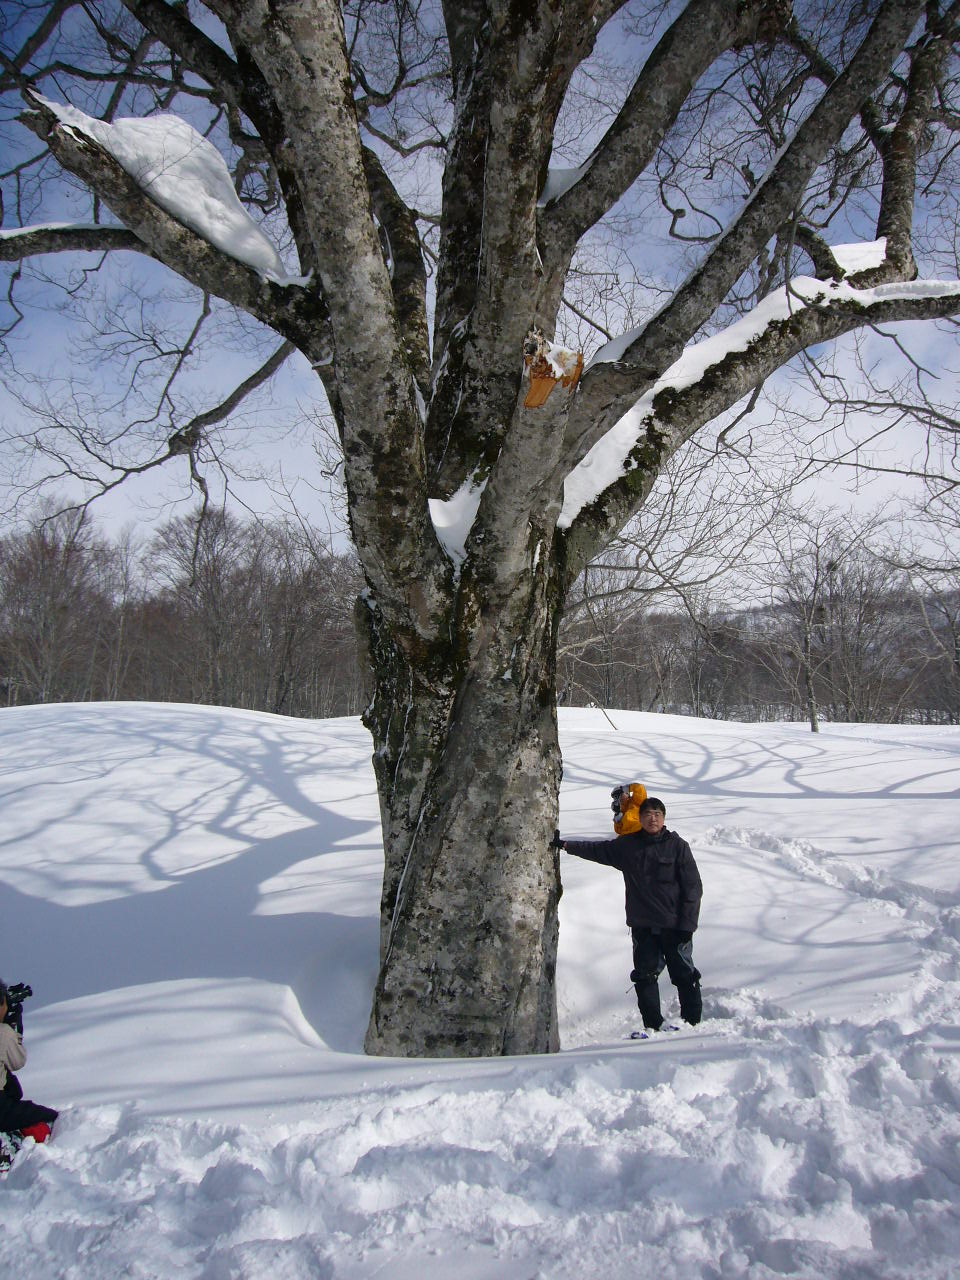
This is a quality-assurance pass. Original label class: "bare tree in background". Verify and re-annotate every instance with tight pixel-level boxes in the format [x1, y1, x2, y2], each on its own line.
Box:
[0, 509, 122, 703]
[755, 506, 922, 729]
[559, 439, 781, 707]
[2, 2, 960, 1056]
[885, 491, 960, 723]
[143, 508, 364, 712]
[0, 504, 367, 713]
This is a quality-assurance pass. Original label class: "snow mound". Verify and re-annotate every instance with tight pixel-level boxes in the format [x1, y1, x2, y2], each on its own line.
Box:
[6, 1027, 960, 1280]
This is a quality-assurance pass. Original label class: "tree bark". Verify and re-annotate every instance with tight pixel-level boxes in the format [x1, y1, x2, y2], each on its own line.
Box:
[360, 549, 566, 1057]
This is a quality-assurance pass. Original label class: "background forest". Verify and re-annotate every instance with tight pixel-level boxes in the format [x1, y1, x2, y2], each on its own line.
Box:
[2, 503, 956, 727]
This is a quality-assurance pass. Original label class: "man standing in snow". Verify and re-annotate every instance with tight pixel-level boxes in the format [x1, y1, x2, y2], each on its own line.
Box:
[554, 797, 703, 1031]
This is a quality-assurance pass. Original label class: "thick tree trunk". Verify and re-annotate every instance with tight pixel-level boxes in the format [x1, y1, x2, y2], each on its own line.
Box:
[360, 565, 565, 1058]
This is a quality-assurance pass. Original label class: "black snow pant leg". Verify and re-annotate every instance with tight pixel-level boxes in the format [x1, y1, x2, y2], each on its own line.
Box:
[0, 1093, 58, 1133]
[630, 928, 666, 1030]
[675, 976, 702, 1025]
[3, 1074, 23, 1102]
[661, 932, 703, 1025]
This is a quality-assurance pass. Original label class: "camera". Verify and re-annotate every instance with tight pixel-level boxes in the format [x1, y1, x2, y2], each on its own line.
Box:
[2, 983, 32, 1036]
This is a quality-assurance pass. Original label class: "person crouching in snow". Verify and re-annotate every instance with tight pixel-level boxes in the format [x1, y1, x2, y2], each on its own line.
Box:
[554, 795, 704, 1031]
[0, 980, 58, 1144]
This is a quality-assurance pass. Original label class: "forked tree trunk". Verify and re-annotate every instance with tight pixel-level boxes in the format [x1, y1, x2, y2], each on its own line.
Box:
[360, 561, 566, 1057]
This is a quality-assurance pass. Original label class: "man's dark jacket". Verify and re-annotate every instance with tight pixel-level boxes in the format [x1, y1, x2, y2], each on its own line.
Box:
[564, 827, 702, 933]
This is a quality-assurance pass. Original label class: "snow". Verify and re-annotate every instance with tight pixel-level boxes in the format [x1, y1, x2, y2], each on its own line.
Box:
[428, 476, 486, 566]
[831, 238, 887, 274]
[529, 335, 581, 380]
[2, 700, 960, 1279]
[33, 96, 300, 284]
[537, 158, 596, 207]
[0, 221, 107, 240]
[560, 274, 960, 528]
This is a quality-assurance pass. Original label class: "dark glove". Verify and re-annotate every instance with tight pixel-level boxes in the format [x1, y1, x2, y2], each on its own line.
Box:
[674, 930, 693, 944]
[549, 829, 564, 850]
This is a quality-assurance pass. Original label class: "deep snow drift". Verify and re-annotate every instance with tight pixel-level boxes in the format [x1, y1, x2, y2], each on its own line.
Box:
[1, 702, 958, 1279]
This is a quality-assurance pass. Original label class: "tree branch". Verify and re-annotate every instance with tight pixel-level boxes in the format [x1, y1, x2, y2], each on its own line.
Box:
[18, 92, 329, 364]
[783, 13, 889, 151]
[792, 224, 844, 279]
[17, 339, 298, 528]
[117, 0, 249, 108]
[428, 1, 597, 495]
[117, 0, 320, 277]
[361, 145, 430, 393]
[0, 0, 79, 92]
[561, 277, 960, 582]
[0, 222, 143, 261]
[538, 0, 788, 275]
[439, 0, 484, 102]
[180, 339, 297, 437]
[569, 0, 926, 453]
[206, 0, 448, 648]
[868, 1, 960, 281]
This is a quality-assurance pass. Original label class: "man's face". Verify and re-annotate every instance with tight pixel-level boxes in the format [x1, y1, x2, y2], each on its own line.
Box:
[639, 807, 665, 834]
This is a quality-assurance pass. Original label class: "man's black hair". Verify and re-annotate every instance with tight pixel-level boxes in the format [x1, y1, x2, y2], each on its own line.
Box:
[639, 796, 666, 814]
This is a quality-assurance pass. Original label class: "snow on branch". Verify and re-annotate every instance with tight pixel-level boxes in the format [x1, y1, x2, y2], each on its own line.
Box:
[560, 273, 960, 529]
[830, 238, 888, 275]
[29, 95, 302, 285]
[536, 159, 596, 208]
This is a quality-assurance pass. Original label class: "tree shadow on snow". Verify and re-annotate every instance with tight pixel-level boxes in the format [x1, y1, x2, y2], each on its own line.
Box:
[0, 704, 382, 1053]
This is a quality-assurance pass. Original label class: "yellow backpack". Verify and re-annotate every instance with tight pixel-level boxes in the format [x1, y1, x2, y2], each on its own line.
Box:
[612, 782, 648, 835]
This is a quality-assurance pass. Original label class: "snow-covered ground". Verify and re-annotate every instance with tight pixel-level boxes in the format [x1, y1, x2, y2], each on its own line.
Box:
[1, 702, 958, 1279]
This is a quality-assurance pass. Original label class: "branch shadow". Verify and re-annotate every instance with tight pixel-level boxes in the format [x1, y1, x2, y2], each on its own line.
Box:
[0, 703, 382, 1053]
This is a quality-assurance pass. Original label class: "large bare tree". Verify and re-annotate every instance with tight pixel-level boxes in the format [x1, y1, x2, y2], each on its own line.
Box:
[2, 1, 960, 1056]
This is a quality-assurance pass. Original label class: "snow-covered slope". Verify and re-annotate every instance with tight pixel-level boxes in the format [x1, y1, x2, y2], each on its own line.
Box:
[1, 702, 958, 1279]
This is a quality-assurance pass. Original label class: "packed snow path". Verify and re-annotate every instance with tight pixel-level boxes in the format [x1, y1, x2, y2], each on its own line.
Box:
[1, 704, 958, 1279]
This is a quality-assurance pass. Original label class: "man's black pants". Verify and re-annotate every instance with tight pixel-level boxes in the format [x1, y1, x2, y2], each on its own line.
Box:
[630, 927, 702, 1029]
[0, 1073, 58, 1132]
